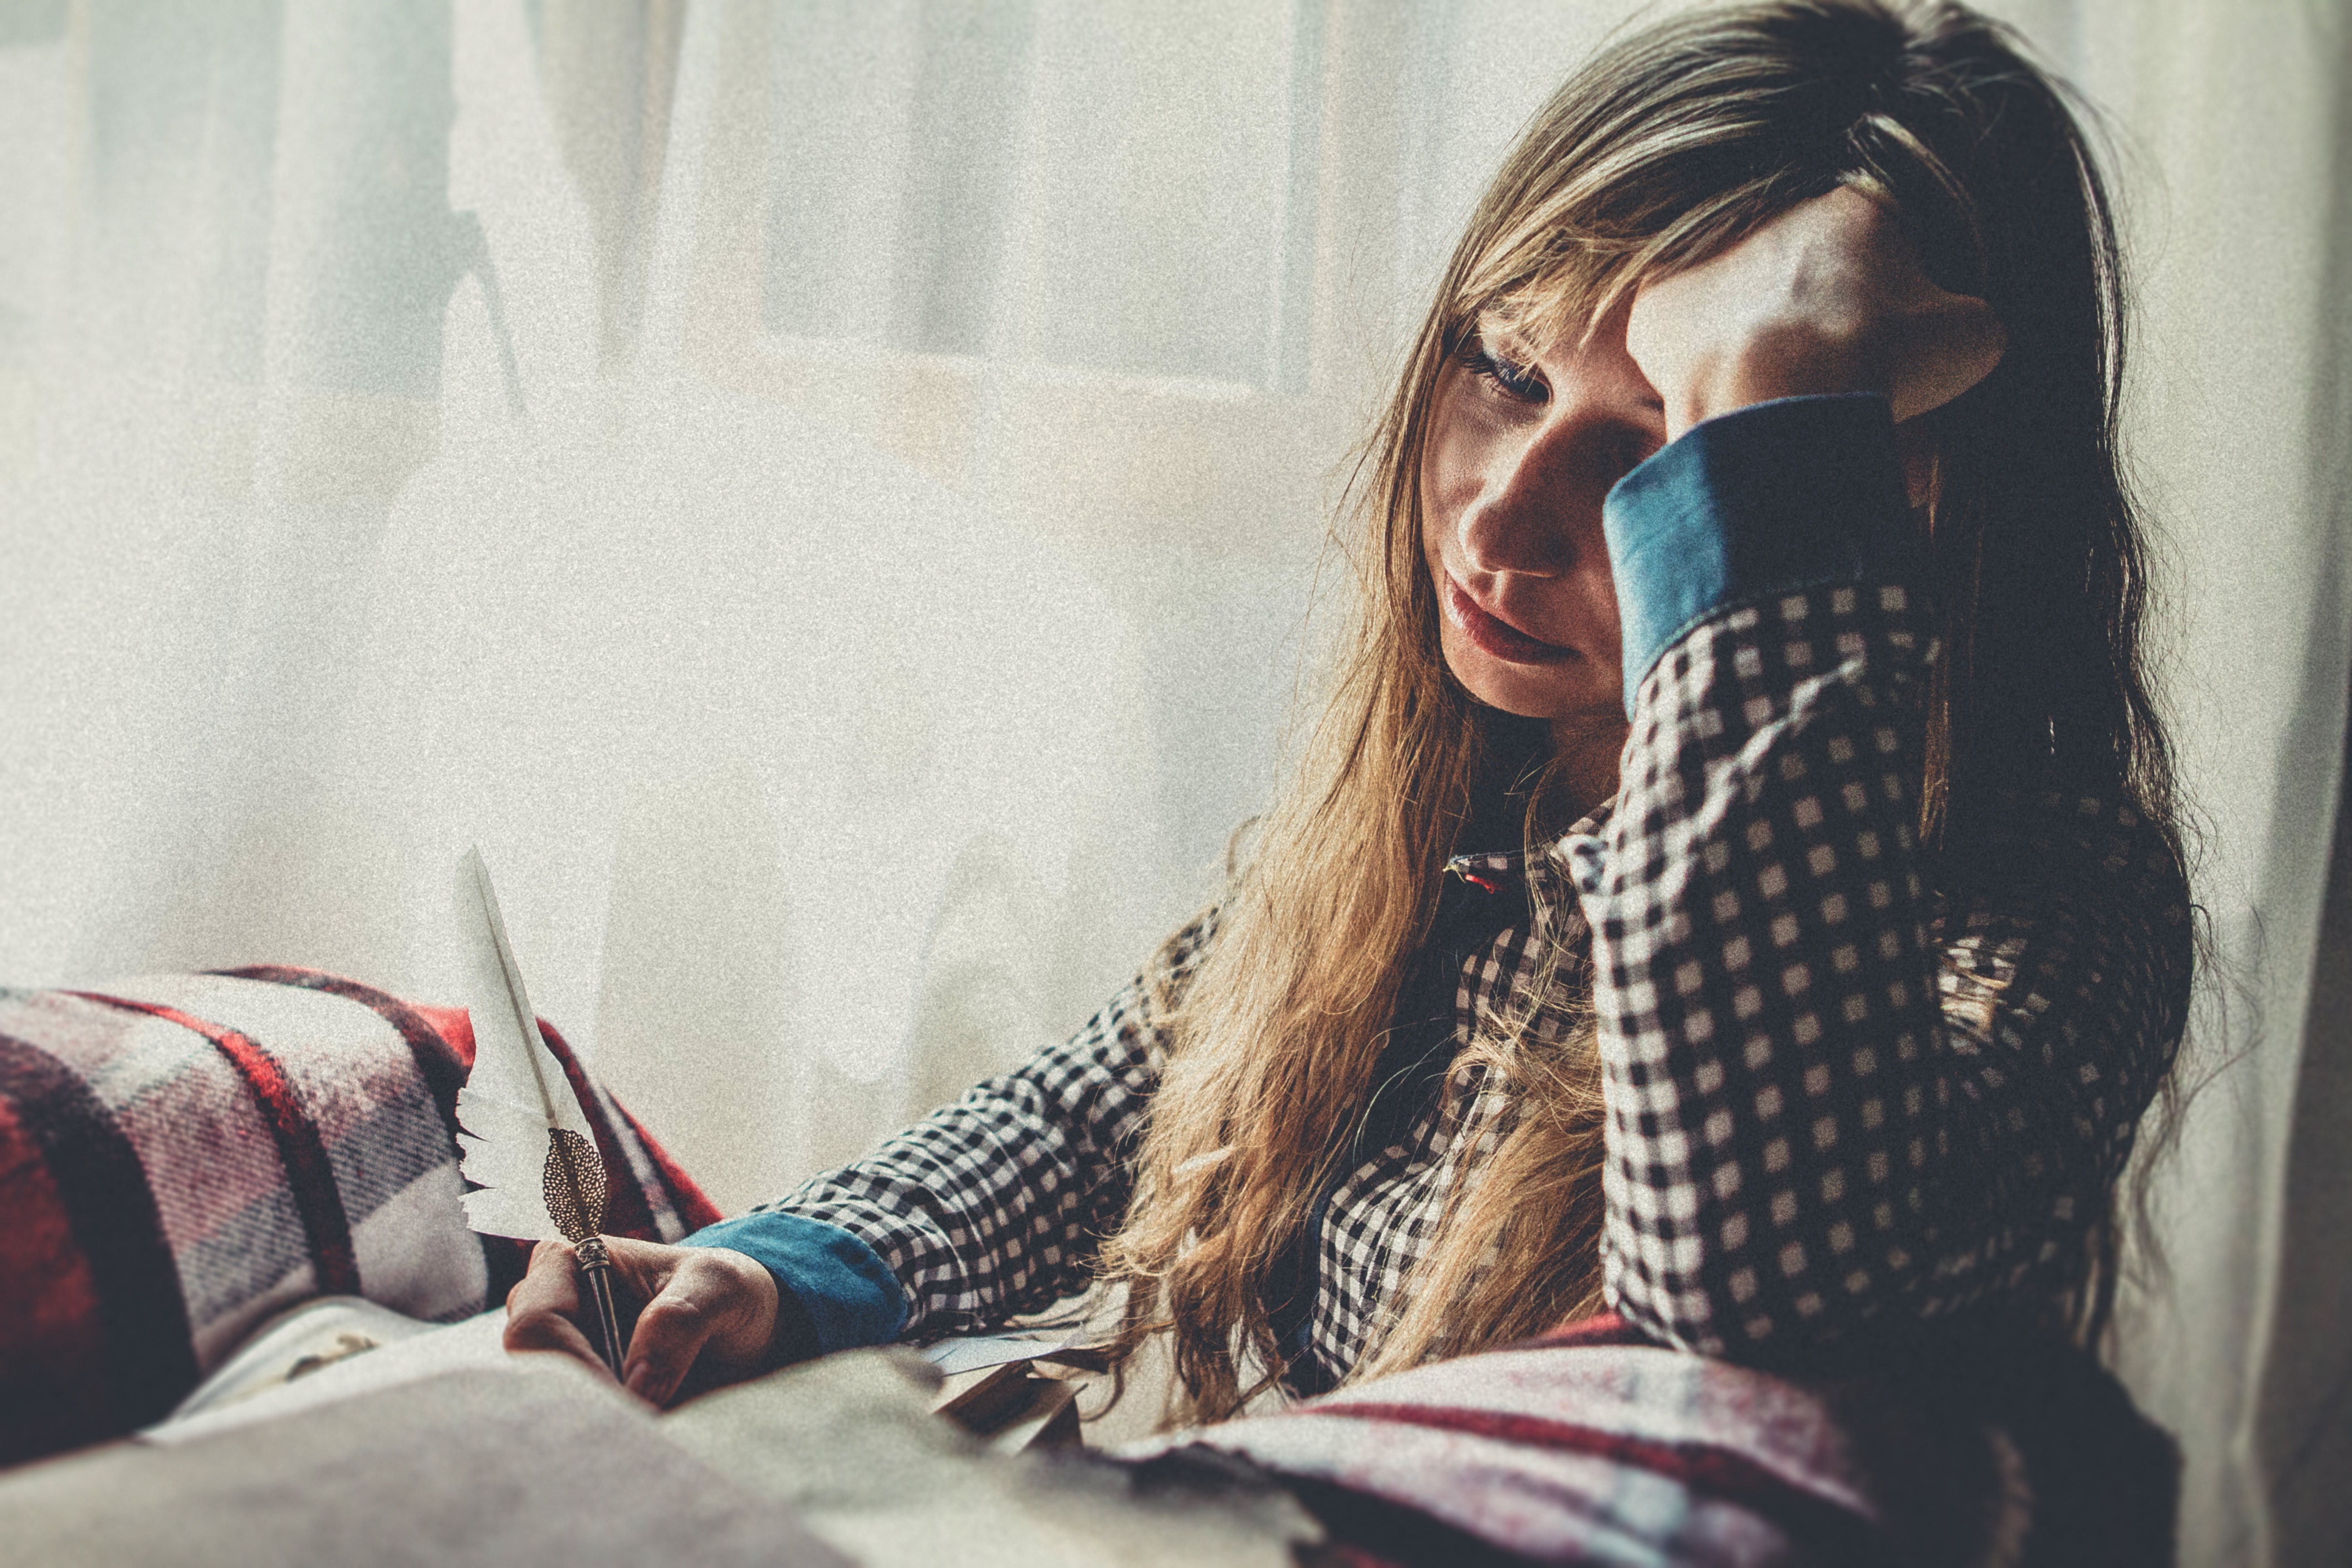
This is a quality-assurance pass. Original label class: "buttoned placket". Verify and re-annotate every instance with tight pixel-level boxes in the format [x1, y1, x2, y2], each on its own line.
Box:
[1270, 845, 1568, 1392]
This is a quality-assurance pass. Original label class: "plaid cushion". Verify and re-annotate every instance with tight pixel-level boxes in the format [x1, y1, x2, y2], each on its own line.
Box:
[0, 967, 718, 1465]
[1164, 1313, 2176, 1567]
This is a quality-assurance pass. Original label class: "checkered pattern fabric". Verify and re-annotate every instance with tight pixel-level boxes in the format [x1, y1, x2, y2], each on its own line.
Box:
[1565, 583, 2189, 1351]
[1298, 861, 1583, 1385]
[765, 578, 2190, 1375]
[750, 915, 1212, 1337]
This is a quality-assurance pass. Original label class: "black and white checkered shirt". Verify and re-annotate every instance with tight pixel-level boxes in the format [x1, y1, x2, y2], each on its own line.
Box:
[755, 575, 2191, 1380]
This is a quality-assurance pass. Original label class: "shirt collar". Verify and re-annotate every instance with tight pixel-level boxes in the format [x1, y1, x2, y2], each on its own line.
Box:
[1444, 799, 1614, 938]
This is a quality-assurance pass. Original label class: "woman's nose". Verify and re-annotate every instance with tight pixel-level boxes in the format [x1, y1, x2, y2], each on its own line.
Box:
[1455, 417, 1610, 578]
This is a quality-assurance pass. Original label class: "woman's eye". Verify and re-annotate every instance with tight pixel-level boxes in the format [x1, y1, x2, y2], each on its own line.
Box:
[1463, 343, 1547, 404]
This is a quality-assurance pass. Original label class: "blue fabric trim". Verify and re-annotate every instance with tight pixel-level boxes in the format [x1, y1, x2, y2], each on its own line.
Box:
[1602, 392, 1916, 716]
[681, 1212, 908, 1365]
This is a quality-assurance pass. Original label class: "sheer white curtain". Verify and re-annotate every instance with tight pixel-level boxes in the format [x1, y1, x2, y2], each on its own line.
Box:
[1, 2, 2343, 1563]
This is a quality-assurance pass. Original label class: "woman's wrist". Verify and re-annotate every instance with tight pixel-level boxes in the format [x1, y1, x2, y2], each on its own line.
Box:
[679, 1210, 908, 1365]
[1603, 393, 1915, 713]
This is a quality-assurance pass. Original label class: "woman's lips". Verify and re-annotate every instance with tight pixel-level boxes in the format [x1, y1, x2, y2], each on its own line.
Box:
[1445, 575, 1579, 666]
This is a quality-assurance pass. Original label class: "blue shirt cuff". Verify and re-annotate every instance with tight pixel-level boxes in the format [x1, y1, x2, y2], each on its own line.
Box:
[1602, 392, 1918, 715]
[680, 1212, 908, 1366]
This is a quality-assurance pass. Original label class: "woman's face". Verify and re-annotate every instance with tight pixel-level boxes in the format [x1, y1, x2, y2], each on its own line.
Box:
[1420, 297, 1665, 750]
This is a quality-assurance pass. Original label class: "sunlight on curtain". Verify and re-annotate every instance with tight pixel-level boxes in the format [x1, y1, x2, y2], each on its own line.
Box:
[0, 3, 2343, 1562]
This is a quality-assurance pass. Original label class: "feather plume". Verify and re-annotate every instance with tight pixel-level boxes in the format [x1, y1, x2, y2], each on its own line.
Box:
[452, 847, 608, 1245]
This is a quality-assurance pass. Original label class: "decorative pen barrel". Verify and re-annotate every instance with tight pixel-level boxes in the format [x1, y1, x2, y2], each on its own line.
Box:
[575, 1235, 627, 1378]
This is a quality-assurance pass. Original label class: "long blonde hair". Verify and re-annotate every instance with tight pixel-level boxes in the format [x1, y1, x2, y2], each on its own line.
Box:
[1100, 0, 2181, 1425]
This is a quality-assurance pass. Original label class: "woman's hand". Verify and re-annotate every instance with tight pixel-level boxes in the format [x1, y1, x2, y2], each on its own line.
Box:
[1626, 186, 2006, 441]
[503, 1236, 780, 1407]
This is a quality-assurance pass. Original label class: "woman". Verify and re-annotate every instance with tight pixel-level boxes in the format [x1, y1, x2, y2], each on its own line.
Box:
[508, 0, 2191, 1426]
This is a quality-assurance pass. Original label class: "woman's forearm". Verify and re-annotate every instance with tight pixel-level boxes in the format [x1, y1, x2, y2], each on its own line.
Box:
[710, 909, 1213, 1348]
[1566, 396, 2185, 1353]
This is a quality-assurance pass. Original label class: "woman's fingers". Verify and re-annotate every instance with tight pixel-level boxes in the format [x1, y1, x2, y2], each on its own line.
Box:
[1626, 186, 2006, 434]
[619, 1287, 720, 1406]
[501, 1237, 781, 1407]
[598, 1233, 694, 1303]
[619, 1254, 754, 1406]
[502, 1239, 616, 1381]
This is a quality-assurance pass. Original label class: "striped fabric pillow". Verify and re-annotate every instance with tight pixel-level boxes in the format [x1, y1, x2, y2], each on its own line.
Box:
[1161, 1313, 2179, 1567]
[0, 968, 718, 1465]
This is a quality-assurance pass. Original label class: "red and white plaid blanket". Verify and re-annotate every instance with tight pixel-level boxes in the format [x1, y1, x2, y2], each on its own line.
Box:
[1160, 1313, 2176, 1567]
[0, 968, 717, 1464]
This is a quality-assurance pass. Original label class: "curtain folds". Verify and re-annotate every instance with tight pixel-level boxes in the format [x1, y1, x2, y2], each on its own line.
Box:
[0, 4, 2342, 1563]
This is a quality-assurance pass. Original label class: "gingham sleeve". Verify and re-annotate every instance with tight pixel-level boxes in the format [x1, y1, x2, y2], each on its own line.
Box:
[1562, 398, 2190, 1355]
[745, 909, 1216, 1341]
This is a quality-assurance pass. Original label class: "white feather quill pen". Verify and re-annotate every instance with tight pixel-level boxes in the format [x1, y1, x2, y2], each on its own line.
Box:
[453, 847, 626, 1373]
